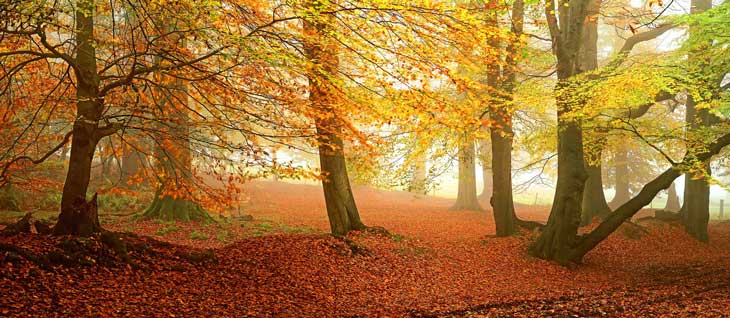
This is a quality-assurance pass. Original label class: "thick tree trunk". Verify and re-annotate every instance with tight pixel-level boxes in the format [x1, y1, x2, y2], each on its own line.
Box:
[54, 0, 104, 236]
[316, 128, 365, 235]
[303, 6, 365, 236]
[664, 182, 680, 212]
[680, 0, 713, 240]
[528, 0, 592, 263]
[683, 164, 711, 241]
[142, 188, 212, 222]
[529, 107, 587, 263]
[56, 121, 102, 235]
[490, 129, 516, 235]
[451, 140, 482, 211]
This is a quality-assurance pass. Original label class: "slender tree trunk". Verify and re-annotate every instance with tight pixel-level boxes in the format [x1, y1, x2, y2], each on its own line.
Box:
[582, 160, 611, 225]
[303, 5, 365, 236]
[664, 182, 680, 212]
[678, 98, 711, 239]
[451, 139, 482, 211]
[680, 0, 713, 241]
[409, 154, 427, 195]
[609, 146, 631, 207]
[409, 133, 427, 195]
[483, 0, 527, 235]
[578, 6, 610, 226]
[54, 0, 104, 236]
[478, 137, 492, 200]
[120, 145, 144, 187]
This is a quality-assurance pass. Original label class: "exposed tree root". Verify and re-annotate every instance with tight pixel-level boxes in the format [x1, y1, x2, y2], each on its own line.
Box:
[1, 213, 52, 235]
[516, 218, 543, 231]
[0, 231, 217, 270]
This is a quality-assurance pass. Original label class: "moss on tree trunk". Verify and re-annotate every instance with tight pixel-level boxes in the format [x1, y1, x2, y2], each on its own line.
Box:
[141, 188, 212, 222]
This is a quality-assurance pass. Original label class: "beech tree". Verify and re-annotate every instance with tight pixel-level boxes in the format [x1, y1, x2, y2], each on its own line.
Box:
[302, 2, 366, 236]
[530, 0, 730, 264]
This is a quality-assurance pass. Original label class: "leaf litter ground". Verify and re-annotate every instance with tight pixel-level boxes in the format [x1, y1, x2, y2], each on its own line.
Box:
[2, 181, 730, 317]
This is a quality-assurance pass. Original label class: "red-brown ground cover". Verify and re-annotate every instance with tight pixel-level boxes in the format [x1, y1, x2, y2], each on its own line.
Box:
[2, 181, 730, 317]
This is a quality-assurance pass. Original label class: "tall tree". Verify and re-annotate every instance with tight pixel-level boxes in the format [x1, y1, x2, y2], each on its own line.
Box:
[486, 0, 525, 235]
[477, 137, 492, 201]
[450, 137, 483, 210]
[609, 145, 631, 207]
[528, 0, 591, 261]
[302, 3, 365, 236]
[576, 0, 612, 226]
[664, 182, 680, 212]
[680, 0, 713, 241]
[54, 0, 119, 236]
[141, 13, 210, 222]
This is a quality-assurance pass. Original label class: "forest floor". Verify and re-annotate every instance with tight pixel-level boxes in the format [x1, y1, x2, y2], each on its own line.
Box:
[2, 181, 730, 317]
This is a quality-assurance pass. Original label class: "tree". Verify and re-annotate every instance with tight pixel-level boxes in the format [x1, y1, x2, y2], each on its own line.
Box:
[680, 0, 714, 241]
[450, 137, 482, 211]
[664, 182, 680, 212]
[0, 0, 284, 234]
[530, 0, 730, 264]
[528, 0, 592, 261]
[302, 2, 365, 236]
[53, 0, 117, 236]
[140, 12, 211, 222]
[477, 138, 492, 201]
[486, 0, 528, 235]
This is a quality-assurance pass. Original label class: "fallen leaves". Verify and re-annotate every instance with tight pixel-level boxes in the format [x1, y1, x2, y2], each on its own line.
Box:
[2, 181, 730, 317]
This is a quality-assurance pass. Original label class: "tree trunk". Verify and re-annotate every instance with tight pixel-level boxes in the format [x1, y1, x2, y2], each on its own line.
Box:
[54, 0, 104, 236]
[683, 164, 711, 241]
[482, 0, 526, 235]
[478, 138, 492, 200]
[303, 5, 365, 236]
[451, 139, 482, 211]
[141, 15, 210, 222]
[120, 145, 145, 187]
[490, 128, 516, 235]
[409, 155, 427, 195]
[316, 128, 365, 235]
[0, 184, 21, 211]
[581, 160, 611, 225]
[528, 0, 592, 263]
[409, 133, 427, 195]
[663, 182, 680, 212]
[609, 146, 631, 208]
[680, 0, 713, 241]
[577, 5, 610, 226]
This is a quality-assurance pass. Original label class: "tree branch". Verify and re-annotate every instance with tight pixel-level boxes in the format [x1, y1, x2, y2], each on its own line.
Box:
[0, 131, 73, 186]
